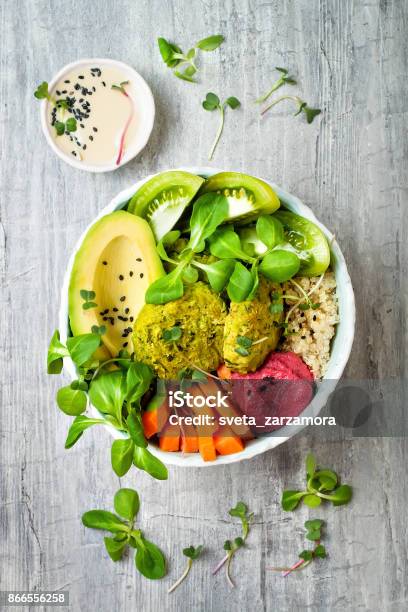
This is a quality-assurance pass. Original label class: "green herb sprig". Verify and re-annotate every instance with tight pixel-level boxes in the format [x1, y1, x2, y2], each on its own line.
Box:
[282, 453, 352, 511]
[202, 93, 241, 160]
[47, 327, 168, 481]
[269, 519, 326, 576]
[168, 545, 204, 593]
[212, 502, 253, 588]
[80, 289, 98, 310]
[158, 35, 224, 83]
[82, 488, 166, 580]
[261, 94, 321, 123]
[255, 67, 297, 104]
[34, 81, 77, 135]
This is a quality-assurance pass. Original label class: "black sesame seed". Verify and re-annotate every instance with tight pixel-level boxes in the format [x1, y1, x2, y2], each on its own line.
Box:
[78, 75, 84, 79]
[121, 333, 127, 338]
[119, 274, 124, 280]
[301, 335, 306, 339]
[113, 307, 118, 312]
[92, 126, 98, 132]
[136, 257, 142, 262]
[129, 271, 133, 277]
[103, 316, 108, 321]
[83, 144, 87, 150]
[102, 260, 108, 265]
[120, 296, 126, 302]
[64, 79, 70, 83]
[71, 151, 76, 156]
[56, 90, 61, 95]
[62, 89, 67, 94]
[92, 86, 96, 92]
[313, 315, 317, 321]
[102, 81, 106, 87]
[129, 317, 134, 322]
[125, 307, 130, 314]
[123, 342, 128, 347]
[89, 135, 94, 141]
[140, 273, 144, 278]
[118, 316, 125, 321]
[74, 84, 80, 90]
[126, 327, 132, 333]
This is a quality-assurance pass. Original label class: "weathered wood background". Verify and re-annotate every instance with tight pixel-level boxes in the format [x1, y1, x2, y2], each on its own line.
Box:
[1, 0, 407, 610]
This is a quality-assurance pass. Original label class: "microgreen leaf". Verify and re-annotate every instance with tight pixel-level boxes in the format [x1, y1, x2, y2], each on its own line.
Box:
[196, 34, 224, 51]
[56, 385, 87, 416]
[213, 502, 253, 587]
[34, 81, 51, 100]
[162, 326, 182, 343]
[237, 336, 253, 349]
[299, 550, 313, 561]
[81, 510, 128, 533]
[227, 262, 254, 302]
[255, 66, 297, 104]
[134, 537, 166, 580]
[192, 258, 235, 293]
[54, 121, 65, 136]
[183, 545, 204, 560]
[133, 447, 168, 480]
[281, 490, 307, 511]
[65, 117, 77, 132]
[314, 544, 327, 558]
[114, 488, 140, 521]
[202, 93, 241, 159]
[226, 96, 241, 109]
[47, 330, 69, 374]
[104, 536, 127, 562]
[111, 438, 134, 477]
[303, 494, 322, 508]
[65, 415, 105, 449]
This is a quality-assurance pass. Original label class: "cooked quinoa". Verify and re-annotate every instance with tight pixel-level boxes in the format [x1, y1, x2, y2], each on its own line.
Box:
[281, 271, 339, 378]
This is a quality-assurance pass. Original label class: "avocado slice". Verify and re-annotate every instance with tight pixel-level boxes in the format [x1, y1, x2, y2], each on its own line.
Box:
[200, 172, 280, 223]
[128, 170, 204, 240]
[69, 211, 164, 357]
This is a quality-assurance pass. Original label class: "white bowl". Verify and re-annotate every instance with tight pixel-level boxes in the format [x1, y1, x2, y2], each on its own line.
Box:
[59, 167, 355, 466]
[40, 58, 155, 173]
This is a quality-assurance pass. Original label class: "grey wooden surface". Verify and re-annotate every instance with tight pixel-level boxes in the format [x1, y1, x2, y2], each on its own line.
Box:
[1, 0, 407, 610]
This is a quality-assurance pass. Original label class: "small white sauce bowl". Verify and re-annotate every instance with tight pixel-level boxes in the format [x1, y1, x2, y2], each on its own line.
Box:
[59, 167, 356, 467]
[40, 58, 155, 173]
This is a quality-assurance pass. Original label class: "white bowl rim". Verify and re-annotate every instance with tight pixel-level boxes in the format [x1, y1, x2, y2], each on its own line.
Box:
[40, 58, 155, 173]
[59, 166, 356, 467]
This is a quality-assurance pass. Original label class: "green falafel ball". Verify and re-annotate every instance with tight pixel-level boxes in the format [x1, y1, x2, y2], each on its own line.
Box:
[133, 282, 226, 379]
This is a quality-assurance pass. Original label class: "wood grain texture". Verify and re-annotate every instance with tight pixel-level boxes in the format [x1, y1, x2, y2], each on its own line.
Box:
[0, 0, 407, 610]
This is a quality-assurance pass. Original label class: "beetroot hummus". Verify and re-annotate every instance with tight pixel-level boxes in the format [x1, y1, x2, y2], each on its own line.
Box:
[230, 352, 314, 433]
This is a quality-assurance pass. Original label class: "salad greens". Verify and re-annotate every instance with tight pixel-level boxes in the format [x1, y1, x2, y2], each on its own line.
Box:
[82, 488, 166, 579]
[269, 519, 327, 576]
[281, 453, 352, 510]
[34, 81, 78, 135]
[146, 194, 302, 306]
[158, 35, 224, 82]
[168, 545, 204, 593]
[202, 93, 241, 160]
[47, 327, 168, 481]
[212, 502, 254, 588]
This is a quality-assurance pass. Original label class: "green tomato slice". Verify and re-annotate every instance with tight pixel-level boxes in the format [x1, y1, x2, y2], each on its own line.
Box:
[274, 210, 330, 276]
[128, 171, 204, 241]
[200, 172, 280, 223]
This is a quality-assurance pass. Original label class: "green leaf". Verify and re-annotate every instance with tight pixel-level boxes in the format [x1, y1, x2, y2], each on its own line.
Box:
[229, 501, 248, 518]
[82, 301, 98, 310]
[270, 302, 284, 314]
[126, 413, 148, 448]
[225, 96, 240, 109]
[145, 266, 185, 305]
[34, 81, 50, 100]
[82, 510, 128, 533]
[329, 484, 353, 506]
[303, 494, 322, 508]
[47, 330, 69, 374]
[281, 490, 307, 511]
[158, 37, 182, 67]
[56, 385, 87, 416]
[162, 230, 181, 246]
[111, 438, 134, 476]
[256, 215, 284, 249]
[182, 264, 199, 283]
[66, 333, 101, 367]
[89, 370, 126, 425]
[299, 549, 313, 561]
[204, 92, 220, 108]
[306, 453, 317, 478]
[209, 227, 252, 261]
[188, 193, 229, 253]
[162, 326, 182, 343]
[227, 262, 253, 302]
[65, 415, 105, 449]
[80, 289, 96, 301]
[183, 544, 204, 560]
[235, 347, 249, 357]
[65, 117, 77, 132]
[134, 537, 166, 580]
[133, 447, 168, 480]
[303, 105, 321, 124]
[237, 336, 253, 349]
[314, 544, 327, 558]
[114, 488, 140, 521]
[54, 121, 65, 136]
[194, 258, 235, 292]
[125, 362, 154, 405]
[259, 250, 300, 282]
[304, 519, 323, 531]
[175, 70, 197, 83]
[104, 536, 127, 561]
[196, 34, 224, 51]
[306, 529, 321, 541]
